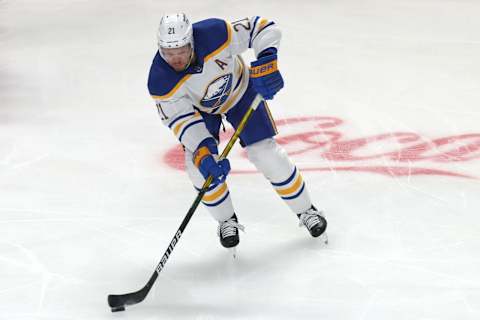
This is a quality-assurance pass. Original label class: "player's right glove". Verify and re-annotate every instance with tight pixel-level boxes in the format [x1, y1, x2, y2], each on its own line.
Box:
[193, 138, 231, 184]
[250, 47, 284, 100]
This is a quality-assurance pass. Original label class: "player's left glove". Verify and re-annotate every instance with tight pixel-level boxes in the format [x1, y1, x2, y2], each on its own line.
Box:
[250, 48, 284, 100]
[193, 138, 230, 185]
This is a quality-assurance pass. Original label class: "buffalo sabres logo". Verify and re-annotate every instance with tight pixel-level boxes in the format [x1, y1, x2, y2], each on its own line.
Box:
[200, 74, 233, 110]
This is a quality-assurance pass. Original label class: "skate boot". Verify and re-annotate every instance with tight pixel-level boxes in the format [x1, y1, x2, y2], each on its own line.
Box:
[297, 206, 327, 240]
[217, 213, 244, 249]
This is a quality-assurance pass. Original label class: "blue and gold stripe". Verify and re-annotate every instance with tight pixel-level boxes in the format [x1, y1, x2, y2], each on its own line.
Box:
[168, 112, 196, 129]
[196, 182, 230, 207]
[249, 17, 276, 47]
[249, 16, 260, 48]
[271, 167, 305, 200]
[168, 112, 203, 143]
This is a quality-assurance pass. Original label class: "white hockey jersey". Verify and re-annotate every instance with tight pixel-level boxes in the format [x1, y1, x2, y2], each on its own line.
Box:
[147, 17, 281, 153]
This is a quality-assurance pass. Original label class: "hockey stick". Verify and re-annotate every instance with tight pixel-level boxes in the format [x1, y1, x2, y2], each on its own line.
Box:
[107, 94, 263, 312]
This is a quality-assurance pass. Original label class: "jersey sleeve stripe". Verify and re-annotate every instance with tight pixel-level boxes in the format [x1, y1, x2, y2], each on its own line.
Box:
[151, 74, 192, 100]
[204, 21, 232, 62]
[257, 18, 269, 30]
[173, 114, 195, 135]
[248, 16, 260, 48]
[178, 119, 204, 143]
[173, 112, 201, 135]
[168, 112, 196, 129]
[257, 21, 275, 34]
[251, 21, 276, 44]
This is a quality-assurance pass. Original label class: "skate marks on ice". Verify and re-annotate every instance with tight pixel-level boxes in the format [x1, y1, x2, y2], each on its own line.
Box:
[223, 231, 328, 260]
[164, 116, 480, 179]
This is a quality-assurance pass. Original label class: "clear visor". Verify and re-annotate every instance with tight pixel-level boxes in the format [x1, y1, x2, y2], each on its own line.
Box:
[160, 43, 192, 58]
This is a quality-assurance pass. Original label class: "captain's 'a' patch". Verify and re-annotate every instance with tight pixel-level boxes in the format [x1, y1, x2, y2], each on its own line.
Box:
[215, 59, 228, 70]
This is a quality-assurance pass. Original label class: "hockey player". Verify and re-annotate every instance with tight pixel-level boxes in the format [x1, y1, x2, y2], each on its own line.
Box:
[148, 13, 327, 250]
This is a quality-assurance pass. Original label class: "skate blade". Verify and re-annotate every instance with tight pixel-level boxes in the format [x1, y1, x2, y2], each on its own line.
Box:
[320, 232, 329, 245]
[228, 247, 237, 259]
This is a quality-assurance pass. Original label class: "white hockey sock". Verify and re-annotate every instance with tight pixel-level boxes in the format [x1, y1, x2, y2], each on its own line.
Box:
[184, 149, 235, 222]
[246, 138, 313, 214]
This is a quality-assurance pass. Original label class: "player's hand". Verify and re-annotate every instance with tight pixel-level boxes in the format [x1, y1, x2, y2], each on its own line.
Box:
[198, 155, 230, 184]
[250, 48, 284, 100]
[194, 138, 230, 184]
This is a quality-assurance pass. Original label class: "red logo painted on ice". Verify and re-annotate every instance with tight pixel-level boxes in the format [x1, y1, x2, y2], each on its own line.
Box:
[163, 116, 480, 178]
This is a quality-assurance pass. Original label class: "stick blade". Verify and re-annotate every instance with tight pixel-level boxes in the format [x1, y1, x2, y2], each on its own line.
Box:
[110, 305, 125, 312]
[108, 294, 126, 312]
[107, 288, 148, 312]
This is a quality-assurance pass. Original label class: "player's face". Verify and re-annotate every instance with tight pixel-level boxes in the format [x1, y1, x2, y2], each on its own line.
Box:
[161, 44, 193, 72]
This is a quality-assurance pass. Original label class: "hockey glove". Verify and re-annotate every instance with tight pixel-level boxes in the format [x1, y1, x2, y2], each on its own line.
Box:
[193, 138, 231, 184]
[250, 48, 284, 100]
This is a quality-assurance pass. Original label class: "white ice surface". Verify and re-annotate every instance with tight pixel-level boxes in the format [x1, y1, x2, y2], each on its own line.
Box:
[1, 0, 480, 319]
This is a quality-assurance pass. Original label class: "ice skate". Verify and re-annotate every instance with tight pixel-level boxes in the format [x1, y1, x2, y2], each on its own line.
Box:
[217, 213, 244, 251]
[297, 206, 328, 243]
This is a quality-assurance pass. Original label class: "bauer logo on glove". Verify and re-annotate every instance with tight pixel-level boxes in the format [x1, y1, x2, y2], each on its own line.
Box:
[250, 60, 278, 78]
[249, 50, 284, 100]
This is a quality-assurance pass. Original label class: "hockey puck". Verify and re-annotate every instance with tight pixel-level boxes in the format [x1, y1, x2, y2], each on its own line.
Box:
[111, 306, 125, 312]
